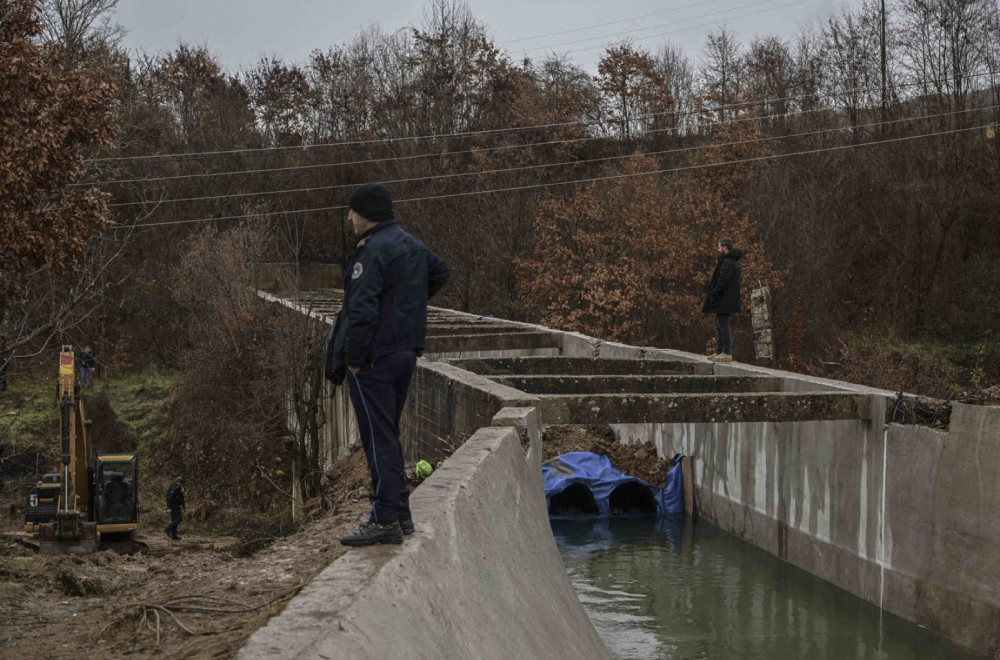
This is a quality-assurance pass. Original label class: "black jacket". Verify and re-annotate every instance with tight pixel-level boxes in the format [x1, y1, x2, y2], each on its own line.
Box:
[166, 483, 185, 510]
[702, 248, 743, 314]
[327, 221, 449, 381]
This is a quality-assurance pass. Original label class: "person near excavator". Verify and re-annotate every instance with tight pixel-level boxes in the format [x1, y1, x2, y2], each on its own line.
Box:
[164, 476, 186, 540]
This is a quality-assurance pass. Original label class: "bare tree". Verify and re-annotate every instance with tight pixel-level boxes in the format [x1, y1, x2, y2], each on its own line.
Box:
[39, 0, 124, 56]
[898, 0, 1000, 117]
[654, 44, 695, 133]
[700, 26, 745, 122]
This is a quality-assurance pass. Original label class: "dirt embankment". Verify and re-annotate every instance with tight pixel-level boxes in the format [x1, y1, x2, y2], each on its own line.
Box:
[542, 424, 674, 485]
[0, 418, 660, 658]
[0, 446, 385, 659]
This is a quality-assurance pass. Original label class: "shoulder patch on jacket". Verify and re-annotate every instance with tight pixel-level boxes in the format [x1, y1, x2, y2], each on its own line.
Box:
[351, 262, 364, 280]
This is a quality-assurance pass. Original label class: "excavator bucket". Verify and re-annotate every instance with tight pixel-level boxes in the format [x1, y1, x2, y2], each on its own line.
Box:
[38, 511, 99, 555]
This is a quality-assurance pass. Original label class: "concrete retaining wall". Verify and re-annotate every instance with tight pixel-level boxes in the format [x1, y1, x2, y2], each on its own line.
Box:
[401, 360, 537, 462]
[239, 407, 609, 660]
[261, 290, 999, 657]
[612, 396, 1000, 657]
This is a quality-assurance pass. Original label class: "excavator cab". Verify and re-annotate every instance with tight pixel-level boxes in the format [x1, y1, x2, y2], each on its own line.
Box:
[92, 455, 139, 530]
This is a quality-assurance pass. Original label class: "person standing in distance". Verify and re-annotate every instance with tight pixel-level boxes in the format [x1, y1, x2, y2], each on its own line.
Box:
[327, 183, 450, 547]
[703, 238, 743, 363]
[164, 476, 185, 540]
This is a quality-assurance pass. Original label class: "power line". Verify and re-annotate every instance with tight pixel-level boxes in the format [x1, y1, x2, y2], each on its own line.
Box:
[92, 0, 768, 166]
[505, 0, 729, 45]
[563, 0, 813, 56]
[88, 70, 998, 185]
[90, 0, 988, 167]
[524, 0, 806, 53]
[104, 106, 991, 209]
[101, 102, 846, 190]
[113, 123, 986, 231]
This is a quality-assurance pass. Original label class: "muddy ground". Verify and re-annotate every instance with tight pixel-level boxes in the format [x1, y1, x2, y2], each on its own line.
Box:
[0, 424, 656, 658]
[0, 446, 378, 660]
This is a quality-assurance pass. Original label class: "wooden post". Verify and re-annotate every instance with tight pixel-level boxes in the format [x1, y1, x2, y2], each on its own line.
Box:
[681, 456, 695, 517]
[200, 499, 207, 521]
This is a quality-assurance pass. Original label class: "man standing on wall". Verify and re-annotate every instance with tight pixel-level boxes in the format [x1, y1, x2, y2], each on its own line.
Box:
[327, 183, 450, 547]
[703, 238, 743, 363]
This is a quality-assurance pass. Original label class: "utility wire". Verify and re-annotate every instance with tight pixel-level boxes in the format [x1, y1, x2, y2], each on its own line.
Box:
[91, 0, 782, 165]
[525, 0, 807, 53]
[88, 69, 998, 184]
[104, 105, 992, 209]
[99, 102, 871, 189]
[504, 0, 728, 45]
[112, 123, 986, 231]
[87, 52, 996, 167]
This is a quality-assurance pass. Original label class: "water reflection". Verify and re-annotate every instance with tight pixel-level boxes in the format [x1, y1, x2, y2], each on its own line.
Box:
[550, 517, 980, 660]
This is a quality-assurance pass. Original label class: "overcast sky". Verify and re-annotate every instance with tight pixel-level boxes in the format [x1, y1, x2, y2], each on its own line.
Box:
[114, 0, 857, 74]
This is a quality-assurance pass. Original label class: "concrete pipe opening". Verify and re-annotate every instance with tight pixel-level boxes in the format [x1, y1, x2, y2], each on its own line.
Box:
[608, 481, 658, 516]
[549, 483, 599, 516]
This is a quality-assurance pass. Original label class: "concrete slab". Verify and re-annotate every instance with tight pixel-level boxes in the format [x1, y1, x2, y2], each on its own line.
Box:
[446, 356, 714, 376]
[536, 392, 872, 424]
[425, 332, 561, 354]
[426, 324, 538, 336]
[488, 374, 783, 394]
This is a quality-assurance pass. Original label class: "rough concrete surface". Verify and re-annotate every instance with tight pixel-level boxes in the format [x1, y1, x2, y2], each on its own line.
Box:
[489, 374, 783, 394]
[537, 391, 872, 424]
[425, 331, 561, 354]
[448, 356, 713, 376]
[883, 403, 1000, 655]
[239, 424, 608, 660]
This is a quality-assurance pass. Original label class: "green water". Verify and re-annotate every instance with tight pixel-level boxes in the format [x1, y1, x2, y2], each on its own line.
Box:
[550, 517, 980, 660]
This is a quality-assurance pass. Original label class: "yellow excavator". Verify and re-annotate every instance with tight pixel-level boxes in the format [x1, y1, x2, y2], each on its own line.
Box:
[23, 347, 138, 554]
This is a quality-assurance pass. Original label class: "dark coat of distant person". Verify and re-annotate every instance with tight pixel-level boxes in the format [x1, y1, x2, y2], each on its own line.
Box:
[702, 248, 743, 314]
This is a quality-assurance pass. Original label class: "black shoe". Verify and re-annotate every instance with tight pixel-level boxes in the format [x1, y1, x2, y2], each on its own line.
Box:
[340, 520, 404, 546]
[173, 534, 182, 540]
[361, 517, 414, 536]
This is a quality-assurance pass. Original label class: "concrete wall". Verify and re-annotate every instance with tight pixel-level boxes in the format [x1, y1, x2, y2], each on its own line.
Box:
[883, 403, 1000, 655]
[612, 395, 1000, 657]
[239, 407, 609, 660]
[401, 360, 537, 462]
[261, 291, 999, 657]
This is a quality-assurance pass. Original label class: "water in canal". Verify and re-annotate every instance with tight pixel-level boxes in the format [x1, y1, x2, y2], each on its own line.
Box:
[550, 517, 980, 660]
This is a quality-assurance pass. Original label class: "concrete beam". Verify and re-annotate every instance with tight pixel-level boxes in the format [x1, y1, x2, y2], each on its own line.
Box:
[425, 332, 561, 354]
[446, 356, 714, 376]
[536, 392, 872, 424]
[426, 325, 540, 336]
[489, 374, 783, 394]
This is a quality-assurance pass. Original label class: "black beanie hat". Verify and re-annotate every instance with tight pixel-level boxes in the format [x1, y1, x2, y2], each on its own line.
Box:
[348, 183, 394, 222]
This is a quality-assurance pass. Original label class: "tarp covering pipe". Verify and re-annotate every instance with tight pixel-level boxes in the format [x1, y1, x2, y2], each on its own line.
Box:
[542, 452, 685, 517]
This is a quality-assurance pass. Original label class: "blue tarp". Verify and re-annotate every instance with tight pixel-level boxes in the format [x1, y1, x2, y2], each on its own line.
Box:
[542, 451, 685, 517]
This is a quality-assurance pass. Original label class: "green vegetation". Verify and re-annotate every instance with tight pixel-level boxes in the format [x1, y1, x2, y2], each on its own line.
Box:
[808, 333, 1000, 400]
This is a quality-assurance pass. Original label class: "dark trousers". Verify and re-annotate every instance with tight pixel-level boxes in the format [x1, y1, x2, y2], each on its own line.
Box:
[715, 313, 732, 354]
[347, 349, 417, 524]
[165, 507, 182, 536]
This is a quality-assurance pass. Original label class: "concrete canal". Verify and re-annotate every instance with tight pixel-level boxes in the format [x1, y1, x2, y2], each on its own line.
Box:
[551, 517, 981, 660]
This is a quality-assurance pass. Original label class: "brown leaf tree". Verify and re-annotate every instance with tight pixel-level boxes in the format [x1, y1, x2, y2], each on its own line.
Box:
[0, 0, 116, 311]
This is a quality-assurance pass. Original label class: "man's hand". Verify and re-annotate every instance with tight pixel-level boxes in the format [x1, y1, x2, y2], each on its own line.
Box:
[348, 366, 361, 374]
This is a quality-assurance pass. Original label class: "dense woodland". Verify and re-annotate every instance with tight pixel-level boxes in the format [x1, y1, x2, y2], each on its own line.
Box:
[2, 0, 999, 508]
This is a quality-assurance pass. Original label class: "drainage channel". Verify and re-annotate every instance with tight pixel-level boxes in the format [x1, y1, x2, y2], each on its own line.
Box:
[550, 517, 982, 660]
